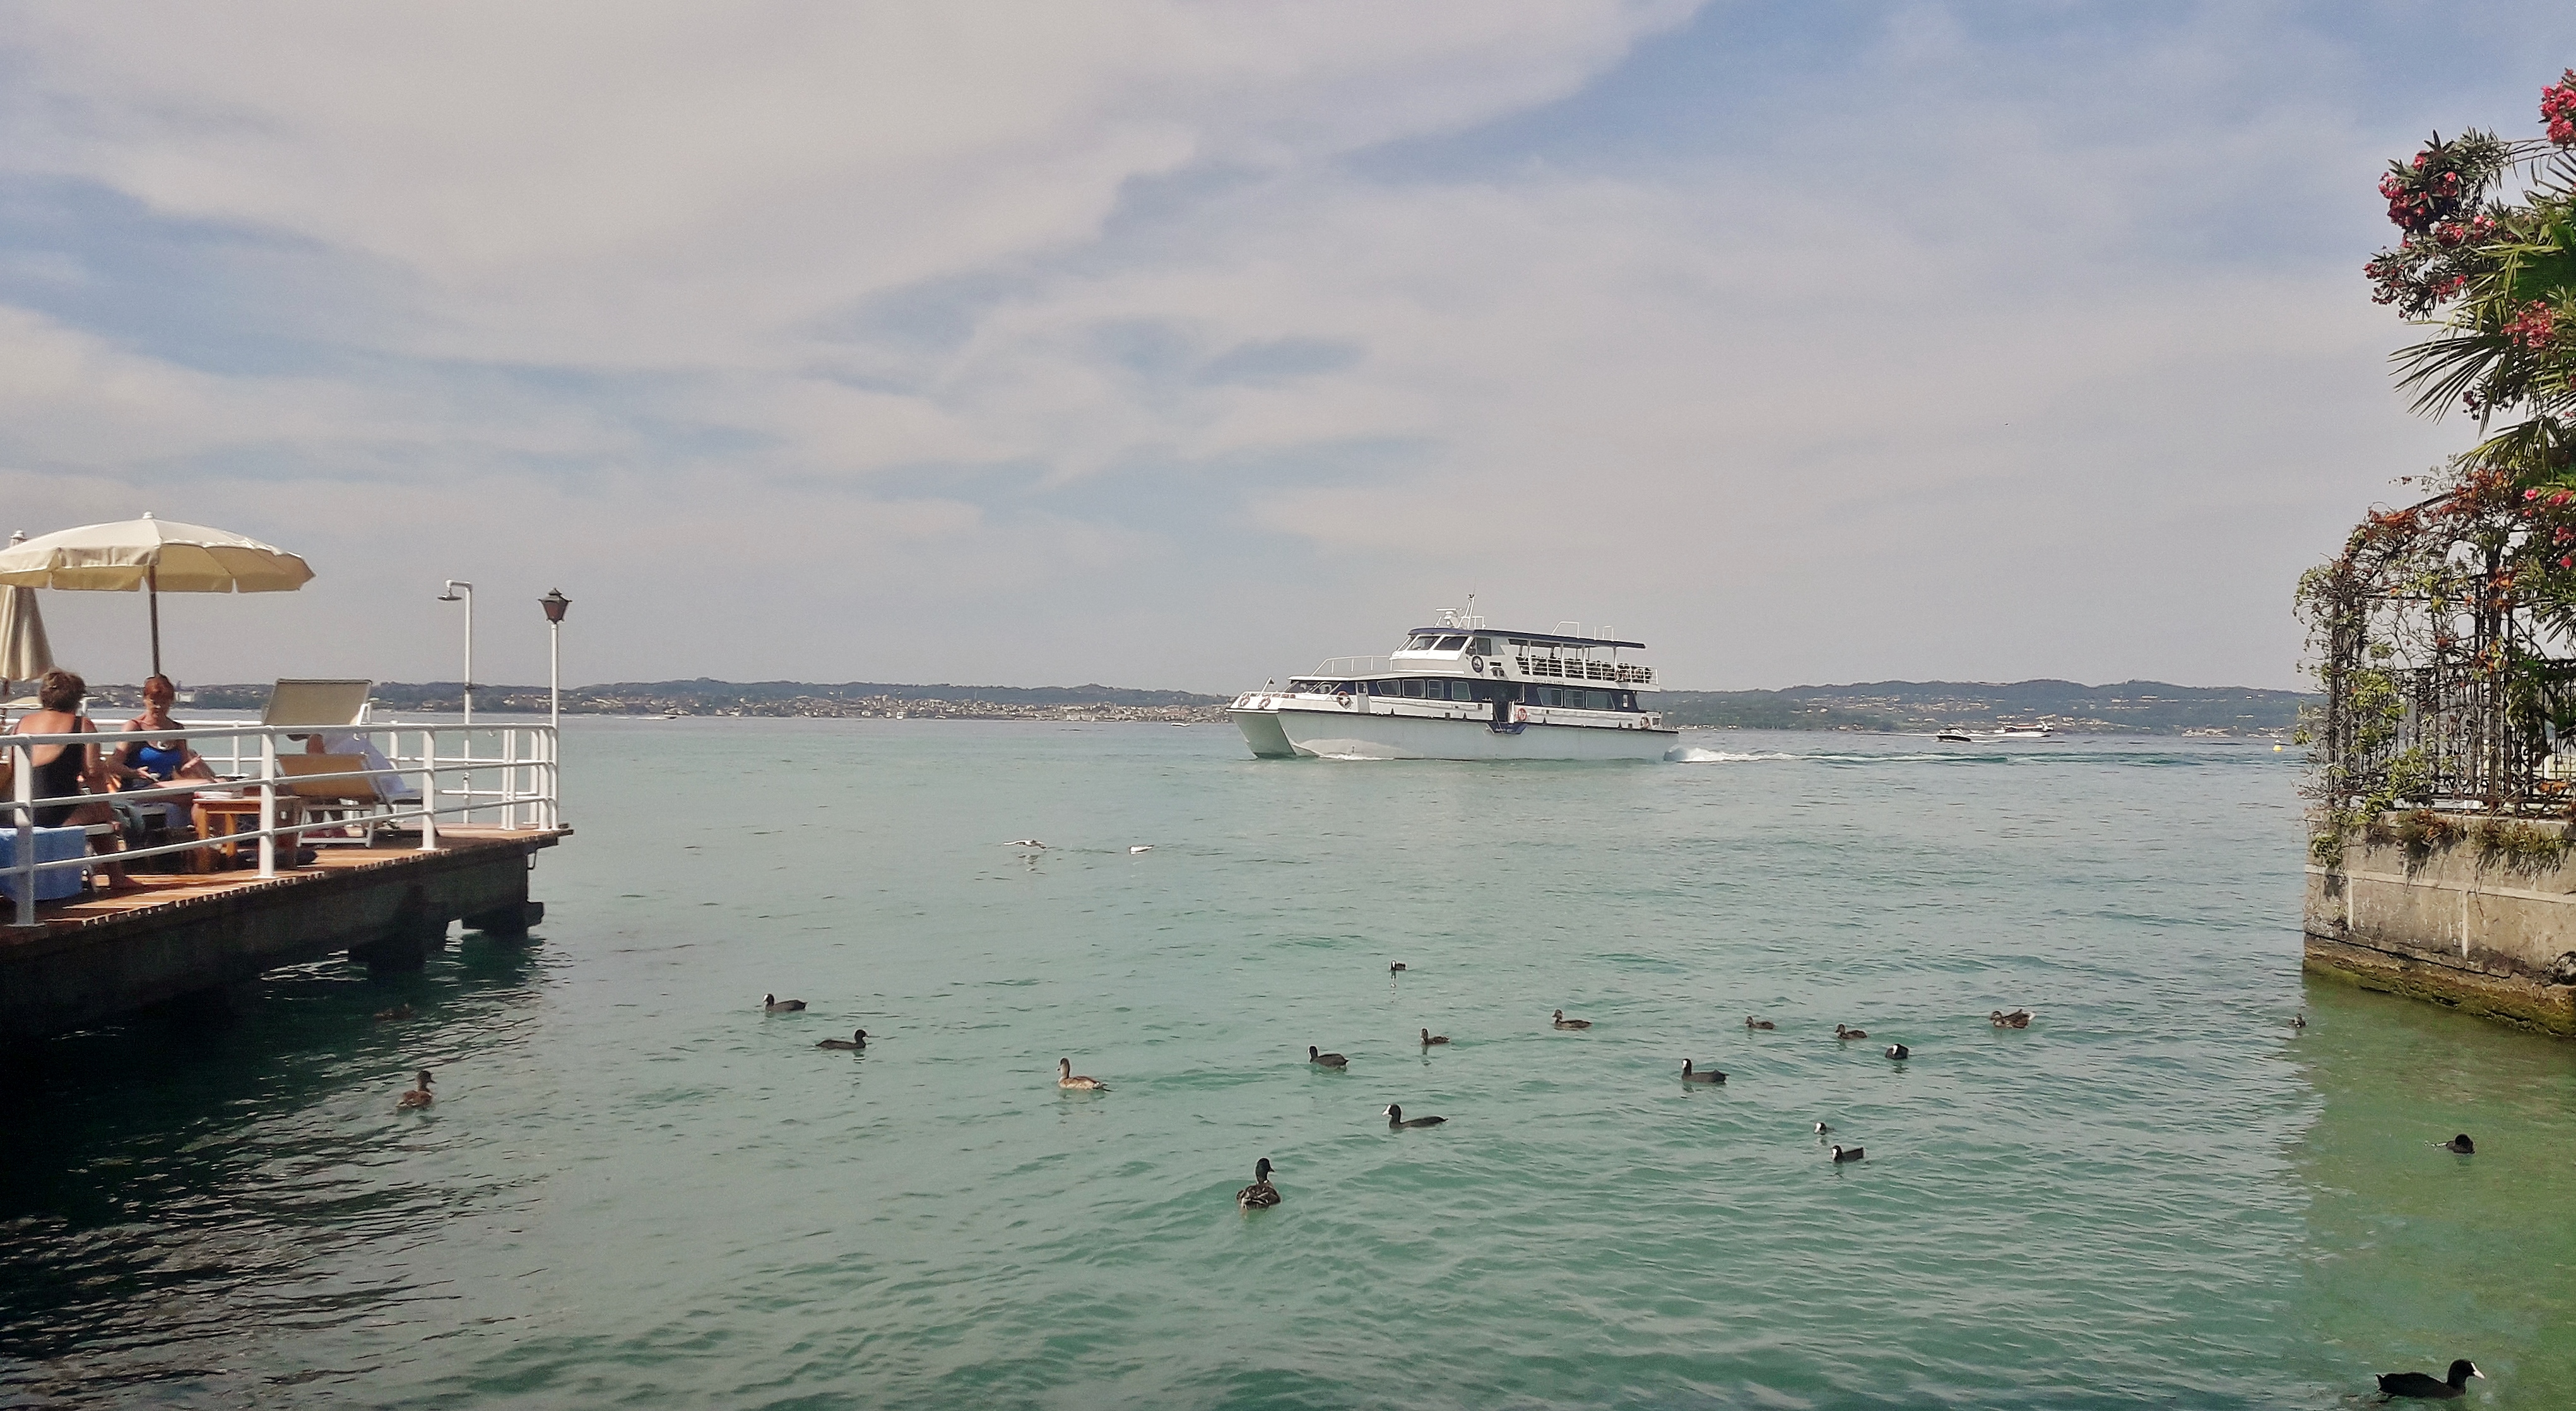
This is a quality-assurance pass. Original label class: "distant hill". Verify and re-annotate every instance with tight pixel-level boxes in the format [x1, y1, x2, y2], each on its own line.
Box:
[170, 675, 2308, 733]
[184, 678, 1225, 717]
[1656, 680, 2315, 735]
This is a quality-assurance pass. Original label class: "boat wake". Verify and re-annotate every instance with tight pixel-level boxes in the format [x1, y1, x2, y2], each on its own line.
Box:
[1665, 748, 1802, 764]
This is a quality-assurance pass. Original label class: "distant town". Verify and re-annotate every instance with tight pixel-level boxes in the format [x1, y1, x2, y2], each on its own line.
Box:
[109, 676, 2315, 736]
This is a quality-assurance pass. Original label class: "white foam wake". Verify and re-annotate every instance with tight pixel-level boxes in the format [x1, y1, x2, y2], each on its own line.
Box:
[1665, 747, 1802, 764]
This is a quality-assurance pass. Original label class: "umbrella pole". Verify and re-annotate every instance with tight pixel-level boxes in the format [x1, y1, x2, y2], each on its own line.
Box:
[148, 569, 161, 679]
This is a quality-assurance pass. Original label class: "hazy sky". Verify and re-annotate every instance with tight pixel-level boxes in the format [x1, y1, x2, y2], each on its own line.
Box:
[5, 3, 2572, 694]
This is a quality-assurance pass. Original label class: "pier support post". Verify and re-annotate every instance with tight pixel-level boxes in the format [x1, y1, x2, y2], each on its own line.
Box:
[351, 884, 447, 974]
[464, 900, 543, 940]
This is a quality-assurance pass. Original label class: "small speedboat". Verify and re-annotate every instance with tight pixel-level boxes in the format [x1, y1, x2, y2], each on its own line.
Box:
[1936, 731, 1973, 743]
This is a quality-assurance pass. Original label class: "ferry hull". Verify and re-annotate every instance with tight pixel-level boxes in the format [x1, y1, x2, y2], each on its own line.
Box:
[1274, 707, 1674, 762]
[1229, 707, 1298, 759]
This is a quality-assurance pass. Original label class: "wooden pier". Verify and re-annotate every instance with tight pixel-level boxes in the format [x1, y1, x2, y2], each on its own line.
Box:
[1, 827, 565, 1046]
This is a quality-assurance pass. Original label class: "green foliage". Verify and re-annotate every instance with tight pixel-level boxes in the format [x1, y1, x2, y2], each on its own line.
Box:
[2473, 816, 2571, 870]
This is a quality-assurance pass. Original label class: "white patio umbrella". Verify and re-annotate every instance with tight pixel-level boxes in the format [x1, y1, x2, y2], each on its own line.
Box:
[1, 531, 55, 702]
[0, 514, 314, 678]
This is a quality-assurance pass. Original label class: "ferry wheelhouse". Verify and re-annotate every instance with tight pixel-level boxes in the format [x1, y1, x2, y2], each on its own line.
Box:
[1229, 611, 1677, 761]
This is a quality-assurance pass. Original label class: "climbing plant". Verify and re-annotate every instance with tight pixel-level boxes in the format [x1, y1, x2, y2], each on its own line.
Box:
[2301, 72, 2576, 854]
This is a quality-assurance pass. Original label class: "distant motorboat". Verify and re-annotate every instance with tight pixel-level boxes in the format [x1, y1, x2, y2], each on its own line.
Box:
[1995, 724, 2055, 739]
[1936, 731, 1973, 743]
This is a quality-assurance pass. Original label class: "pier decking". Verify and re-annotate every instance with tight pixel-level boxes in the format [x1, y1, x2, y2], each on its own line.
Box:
[1, 827, 565, 1045]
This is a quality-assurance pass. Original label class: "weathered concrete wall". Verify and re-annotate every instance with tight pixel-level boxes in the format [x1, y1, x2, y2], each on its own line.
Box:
[2304, 814, 2576, 1038]
[0, 834, 557, 1045]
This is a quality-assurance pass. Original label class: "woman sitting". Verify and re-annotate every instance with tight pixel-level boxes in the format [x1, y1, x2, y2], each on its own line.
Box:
[6, 668, 131, 889]
[115, 674, 218, 784]
[110, 672, 219, 844]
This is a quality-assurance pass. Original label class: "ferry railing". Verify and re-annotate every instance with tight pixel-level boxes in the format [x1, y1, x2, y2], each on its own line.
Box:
[6, 720, 559, 929]
[1316, 656, 1393, 676]
[1513, 655, 1653, 685]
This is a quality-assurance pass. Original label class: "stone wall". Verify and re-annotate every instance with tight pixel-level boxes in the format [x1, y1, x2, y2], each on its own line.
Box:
[2304, 813, 2576, 1037]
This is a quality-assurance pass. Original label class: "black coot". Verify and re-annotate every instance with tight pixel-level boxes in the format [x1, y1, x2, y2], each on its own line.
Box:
[2373, 1359, 2482, 1399]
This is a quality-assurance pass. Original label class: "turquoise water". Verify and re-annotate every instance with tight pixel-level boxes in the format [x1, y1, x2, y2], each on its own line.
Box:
[3, 723, 2571, 1408]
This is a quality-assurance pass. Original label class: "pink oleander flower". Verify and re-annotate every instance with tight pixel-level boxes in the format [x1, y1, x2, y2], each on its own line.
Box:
[2545, 69, 2576, 145]
[2503, 300, 2558, 351]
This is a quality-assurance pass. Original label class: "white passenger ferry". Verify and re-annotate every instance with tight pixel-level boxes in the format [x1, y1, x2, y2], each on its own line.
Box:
[1229, 611, 1677, 761]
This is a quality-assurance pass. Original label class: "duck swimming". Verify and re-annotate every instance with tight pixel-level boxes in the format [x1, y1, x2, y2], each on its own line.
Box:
[396, 1069, 434, 1109]
[1829, 1143, 1864, 1163]
[2291, 1013, 2307, 1030]
[2374, 1359, 2482, 1400]
[764, 994, 806, 1012]
[1308, 1045, 1347, 1068]
[1551, 1010, 1592, 1030]
[1744, 1016, 1776, 1030]
[1813, 1121, 1832, 1135]
[1680, 1060, 1725, 1083]
[1420, 1029, 1449, 1046]
[1835, 1024, 1868, 1040]
[1390, 962, 1407, 973]
[1988, 1009, 2033, 1029]
[817, 1029, 868, 1050]
[1384, 1104, 1446, 1128]
[1236, 1158, 1282, 1209]
[2434, 1133, 2474, 1154]
[1057, 1057, 1108, 1091]
[1885, 1044, 1911, 1061]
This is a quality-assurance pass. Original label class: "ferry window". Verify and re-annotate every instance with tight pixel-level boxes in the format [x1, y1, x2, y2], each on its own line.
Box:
[1426, 680, 1449, 700]
[1435, 635, 1467, 651]
[1469, 683, 1492, 702]
[1468, 637, 1494, 656]
[1405, 634, 1436, 651]
[1402, 680, 1422, 698]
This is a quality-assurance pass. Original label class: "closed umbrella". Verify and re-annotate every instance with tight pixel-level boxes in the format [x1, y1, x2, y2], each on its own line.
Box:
[1, 531, 55, 703]
[0, 513, 314, 677]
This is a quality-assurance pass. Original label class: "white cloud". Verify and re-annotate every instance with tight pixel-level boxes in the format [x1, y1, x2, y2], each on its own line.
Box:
[0, 2, 2527, 692]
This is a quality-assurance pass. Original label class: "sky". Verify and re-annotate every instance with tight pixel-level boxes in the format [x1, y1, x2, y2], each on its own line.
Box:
[4, 3, 2575, 694]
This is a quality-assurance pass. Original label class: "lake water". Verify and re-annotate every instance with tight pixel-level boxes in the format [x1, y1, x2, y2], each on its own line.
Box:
[3, 723, 2570, 1408]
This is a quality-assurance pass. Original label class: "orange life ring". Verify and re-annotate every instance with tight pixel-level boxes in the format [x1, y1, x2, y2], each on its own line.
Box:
[1512, 705, 1529, 724]
[1336, 692, 1352, 707]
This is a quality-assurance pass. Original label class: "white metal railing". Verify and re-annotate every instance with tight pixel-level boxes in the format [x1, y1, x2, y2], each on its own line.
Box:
[1315, 656, 1393, 677]
[5, 720, 559, 928]
[1514, 654, 1652, 685]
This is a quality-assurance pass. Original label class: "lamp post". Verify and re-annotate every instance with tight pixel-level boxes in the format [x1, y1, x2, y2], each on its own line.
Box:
[540, 589, 570, 731]
[437, 580, 475, 728]
[539, 589, 569, 829]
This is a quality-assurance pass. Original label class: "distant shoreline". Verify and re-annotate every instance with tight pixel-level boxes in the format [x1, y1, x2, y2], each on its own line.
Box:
[90, 676, 2312, 736]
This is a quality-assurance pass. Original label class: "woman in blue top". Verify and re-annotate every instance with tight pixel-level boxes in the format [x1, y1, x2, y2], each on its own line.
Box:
[114, 675, 218, 788]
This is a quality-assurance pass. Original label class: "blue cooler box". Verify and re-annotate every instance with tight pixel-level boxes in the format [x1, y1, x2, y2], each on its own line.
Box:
[0, 825, 90, 902]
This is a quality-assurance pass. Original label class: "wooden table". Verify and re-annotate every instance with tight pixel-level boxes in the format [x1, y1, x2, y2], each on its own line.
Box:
[189, 798, 304, 873]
